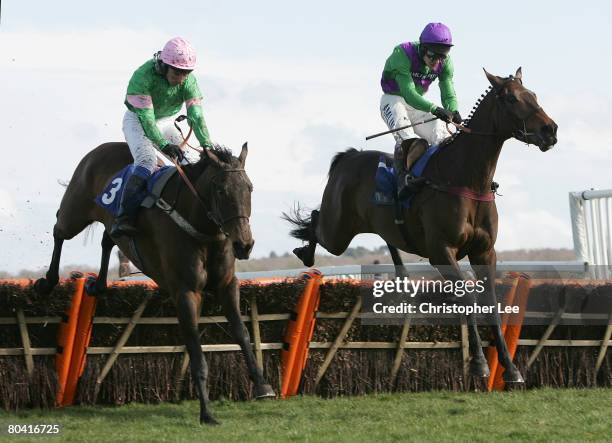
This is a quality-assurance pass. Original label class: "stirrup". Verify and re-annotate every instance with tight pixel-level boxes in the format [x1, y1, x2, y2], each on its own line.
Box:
[398, 175, 426, 199]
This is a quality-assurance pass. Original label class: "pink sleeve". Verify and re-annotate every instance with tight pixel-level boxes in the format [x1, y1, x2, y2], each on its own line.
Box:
[126, 94, 154, 109]
[185, 97, 202, 108]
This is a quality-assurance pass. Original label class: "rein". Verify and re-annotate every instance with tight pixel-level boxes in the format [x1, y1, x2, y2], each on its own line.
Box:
[165, 116, 250, 240]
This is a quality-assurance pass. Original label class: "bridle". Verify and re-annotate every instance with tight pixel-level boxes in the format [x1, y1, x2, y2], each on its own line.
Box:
[444, 77, 543, 144]
[168, 116, 251, 239]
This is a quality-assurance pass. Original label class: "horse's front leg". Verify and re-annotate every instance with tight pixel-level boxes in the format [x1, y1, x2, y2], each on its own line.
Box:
[469, 249, 524, 383]
[219, 277, 276, 399]
[176, 289, 219, 425]
[429, 246, 489, 378]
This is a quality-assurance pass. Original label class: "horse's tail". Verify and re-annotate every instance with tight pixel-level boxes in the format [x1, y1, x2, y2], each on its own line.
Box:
[328, 148, 359, 177]
[282, 204, 315, 242]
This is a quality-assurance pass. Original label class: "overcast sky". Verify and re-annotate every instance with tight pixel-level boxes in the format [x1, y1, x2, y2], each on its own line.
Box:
[1, 1, 611, 273]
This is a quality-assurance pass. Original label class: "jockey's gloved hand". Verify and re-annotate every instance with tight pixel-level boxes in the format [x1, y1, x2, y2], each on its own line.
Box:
[452, 111, 463, 124]
[432, 107, 453, 123]
[161, 144, 185, 162]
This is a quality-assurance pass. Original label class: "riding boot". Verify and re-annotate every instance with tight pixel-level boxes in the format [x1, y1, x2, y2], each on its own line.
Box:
[110, 174, 148, 237]
[394, 139, 428, 200]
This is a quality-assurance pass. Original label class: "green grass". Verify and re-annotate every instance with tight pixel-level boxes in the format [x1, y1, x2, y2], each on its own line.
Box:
[1, 389, 610, 442]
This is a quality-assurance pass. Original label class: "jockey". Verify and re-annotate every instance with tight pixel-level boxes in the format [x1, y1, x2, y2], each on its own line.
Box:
[379, 22, 461, 199]
[111, 37, 213, 237]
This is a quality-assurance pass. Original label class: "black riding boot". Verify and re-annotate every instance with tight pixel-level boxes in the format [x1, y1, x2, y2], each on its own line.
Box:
[110, 174, 147, 237]
[393, 139, 427, 200]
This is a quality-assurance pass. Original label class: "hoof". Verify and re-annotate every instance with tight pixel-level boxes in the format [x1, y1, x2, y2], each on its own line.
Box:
[85, 276, 106, 296]
[469, 359, 490, 378]
[503, 369, 525, 384]
[201, 414, 220, 426]
[255, 384, 276, 399]
[293, 247, 314, 267]
[34, 278, 56, 296]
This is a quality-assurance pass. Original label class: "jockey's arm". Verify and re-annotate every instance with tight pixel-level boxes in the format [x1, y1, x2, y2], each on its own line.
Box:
[438, 57, 458, 112]
[125, 65, 170, 149]
[130, 105, 169, 149]
[397, 71, 437, 113]
[388, 47, 437, 113]
[184, 77, 213, 148]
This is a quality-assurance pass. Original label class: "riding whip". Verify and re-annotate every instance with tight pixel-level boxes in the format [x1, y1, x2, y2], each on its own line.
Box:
[365, 117, 437, 140]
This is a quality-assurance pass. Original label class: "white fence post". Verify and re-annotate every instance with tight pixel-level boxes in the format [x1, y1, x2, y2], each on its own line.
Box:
[569, 189, 612, 279]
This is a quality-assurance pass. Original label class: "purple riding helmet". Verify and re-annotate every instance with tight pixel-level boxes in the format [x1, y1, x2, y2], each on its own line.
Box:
[419, 22, 453, 55]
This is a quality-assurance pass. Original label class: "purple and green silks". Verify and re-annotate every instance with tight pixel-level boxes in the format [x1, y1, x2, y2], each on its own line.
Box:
[380, 42, 458, 113]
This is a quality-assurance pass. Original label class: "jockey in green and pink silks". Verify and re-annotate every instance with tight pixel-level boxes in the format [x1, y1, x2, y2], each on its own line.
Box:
[111, 37, 213, 237]
[379, 23, 462, 198]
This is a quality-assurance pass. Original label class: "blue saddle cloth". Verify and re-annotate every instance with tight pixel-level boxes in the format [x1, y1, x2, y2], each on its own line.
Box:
[95, 165, 174, 217]
[373, 144, 440, 208]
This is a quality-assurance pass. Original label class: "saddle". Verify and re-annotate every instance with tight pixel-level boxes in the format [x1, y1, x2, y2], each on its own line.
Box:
[95, 165, 177, 217]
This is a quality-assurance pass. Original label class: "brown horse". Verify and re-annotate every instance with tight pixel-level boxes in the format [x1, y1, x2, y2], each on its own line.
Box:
[35, 142, 275, 424]
[285, 68, 558, 383]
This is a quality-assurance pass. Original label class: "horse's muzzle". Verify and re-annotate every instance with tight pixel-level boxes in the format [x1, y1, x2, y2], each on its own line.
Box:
[538, 123, 558, 151]
[233, 241, 254, 260]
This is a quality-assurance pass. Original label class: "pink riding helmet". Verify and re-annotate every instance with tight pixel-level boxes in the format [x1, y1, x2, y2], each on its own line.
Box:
[160, 37, 197, 70]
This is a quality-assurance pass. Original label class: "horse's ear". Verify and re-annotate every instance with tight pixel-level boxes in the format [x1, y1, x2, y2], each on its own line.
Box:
[238, 142, 248, 166]
[202, 148, 222, 166]
[483, 68, 505, 91]
[515, 67, 522, 82]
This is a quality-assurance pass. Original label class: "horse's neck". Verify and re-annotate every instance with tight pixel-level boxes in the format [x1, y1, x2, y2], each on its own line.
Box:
[169, 163, 217, 233]
[432, 94, 507, 193]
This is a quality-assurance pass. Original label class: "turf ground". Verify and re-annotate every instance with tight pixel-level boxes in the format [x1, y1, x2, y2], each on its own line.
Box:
[0, 388, 610, 442]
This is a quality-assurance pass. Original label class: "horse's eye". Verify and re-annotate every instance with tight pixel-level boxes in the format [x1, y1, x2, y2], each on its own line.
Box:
[505, 94, 518, 104]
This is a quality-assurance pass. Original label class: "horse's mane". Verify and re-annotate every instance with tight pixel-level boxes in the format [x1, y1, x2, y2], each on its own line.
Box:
[183, 144, 236, 177]
[438, 84, 495, 149]
[329, 148, 359, 177]
[206, 144, 234, 164]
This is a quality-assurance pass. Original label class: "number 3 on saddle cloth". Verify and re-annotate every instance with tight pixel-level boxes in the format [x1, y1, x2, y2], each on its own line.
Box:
[95, 165, 178, 216]
[373, 144, 440, 208]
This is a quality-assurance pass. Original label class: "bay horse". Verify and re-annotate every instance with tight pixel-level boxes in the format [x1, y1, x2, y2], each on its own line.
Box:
[35, 142, 275, 424]
[285, 68, 558, 383]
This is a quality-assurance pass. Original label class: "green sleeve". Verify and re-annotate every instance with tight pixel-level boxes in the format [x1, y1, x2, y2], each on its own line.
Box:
[184, 76, 212, 148]
[187, 104, 212, 148]
[133, 108, 169, 149]
[387, 47, 436, 113]
[125, 61, 169, 149]
[438, 57, 458, 112]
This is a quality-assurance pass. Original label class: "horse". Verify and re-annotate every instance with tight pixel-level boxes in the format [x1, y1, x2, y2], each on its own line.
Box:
[34, 142, 276, 424]
[285, 68, 558, 383]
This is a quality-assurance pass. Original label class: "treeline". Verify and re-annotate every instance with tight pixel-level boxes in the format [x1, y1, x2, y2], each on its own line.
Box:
[1, 247, 576, 278]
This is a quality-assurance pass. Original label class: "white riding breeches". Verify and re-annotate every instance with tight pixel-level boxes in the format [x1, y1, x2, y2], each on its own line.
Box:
[379, 94, 450, 145]
[122, 110, 200, 174]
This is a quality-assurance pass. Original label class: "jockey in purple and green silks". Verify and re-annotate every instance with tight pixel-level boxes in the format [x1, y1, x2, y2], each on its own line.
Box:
[379, 22, 462, 199]
[111, 37, 213, 238]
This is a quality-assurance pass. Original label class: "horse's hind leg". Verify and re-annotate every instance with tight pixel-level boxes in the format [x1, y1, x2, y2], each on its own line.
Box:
[35, 181, 96, 295]
[176, 290, 218, 425]
[85, 231, 115, 295]
[293, 209, 319, 267]
[387, 243, 409, 278]
[34, 224, 64, 295]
